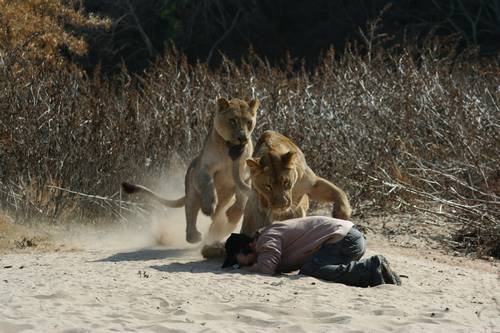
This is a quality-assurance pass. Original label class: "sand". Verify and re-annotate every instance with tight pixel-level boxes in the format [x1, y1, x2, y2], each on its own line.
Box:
[0, 214, 499, 333]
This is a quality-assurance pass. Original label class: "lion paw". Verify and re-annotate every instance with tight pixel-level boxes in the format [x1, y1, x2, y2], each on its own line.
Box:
[332, 205, 352, 220]
[186, 230, 202, 244]
[201, 242, 226, 259]
[201, 196, 218, 216]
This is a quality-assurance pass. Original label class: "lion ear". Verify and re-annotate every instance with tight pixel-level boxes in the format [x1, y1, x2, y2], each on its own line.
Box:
[217, 98, 230, 112]
[281, 151, 297, 167]
[247, 99, 260, 115]
[246, 158, 261, 173]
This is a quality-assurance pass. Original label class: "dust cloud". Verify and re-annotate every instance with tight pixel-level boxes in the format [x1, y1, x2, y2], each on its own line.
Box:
[1, 171, 223, 254]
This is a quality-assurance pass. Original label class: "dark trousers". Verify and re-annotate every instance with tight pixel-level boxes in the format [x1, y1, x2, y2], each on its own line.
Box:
[299, 227, 386, 287]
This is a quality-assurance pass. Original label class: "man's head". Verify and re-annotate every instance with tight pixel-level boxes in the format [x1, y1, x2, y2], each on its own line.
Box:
[222, 233, 257, 268]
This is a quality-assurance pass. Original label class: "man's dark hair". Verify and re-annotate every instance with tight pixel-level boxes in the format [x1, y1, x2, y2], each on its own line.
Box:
[221, 233, 254, 268]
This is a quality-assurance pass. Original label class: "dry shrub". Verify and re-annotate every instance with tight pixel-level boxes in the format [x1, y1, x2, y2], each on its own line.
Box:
[0, 211, 10, 232]
[0, 0, 109, 70]
[0, 40, 498, 256]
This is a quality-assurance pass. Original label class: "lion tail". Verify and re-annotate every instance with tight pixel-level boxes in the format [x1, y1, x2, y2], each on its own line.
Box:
[121, 182, 185, 208]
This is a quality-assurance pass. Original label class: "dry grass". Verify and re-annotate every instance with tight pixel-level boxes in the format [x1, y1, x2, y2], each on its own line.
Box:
[0, 40, 498, 257]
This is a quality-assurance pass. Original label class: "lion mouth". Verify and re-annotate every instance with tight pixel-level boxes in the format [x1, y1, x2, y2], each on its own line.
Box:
[271, 205, 292, 213]
[234, 138, 248, 145]
[270, 197, 292, 212]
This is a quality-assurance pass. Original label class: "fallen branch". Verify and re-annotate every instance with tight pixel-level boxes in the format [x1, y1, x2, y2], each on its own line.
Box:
[46, 185, 140, 206]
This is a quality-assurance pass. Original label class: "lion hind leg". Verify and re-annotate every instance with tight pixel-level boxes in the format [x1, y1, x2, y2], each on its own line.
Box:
[226, 191, 246, 225]
[201, 241, 226, 259]
[185, 192, 202, 244]
[308, 177, 352, 220]
[201, 218, 235, 260]
[201, 192, 235, 259]
[205, 191, 235, 244]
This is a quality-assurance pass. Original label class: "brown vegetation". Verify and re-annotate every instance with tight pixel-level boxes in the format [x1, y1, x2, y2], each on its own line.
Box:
[0, 0, 109, 70]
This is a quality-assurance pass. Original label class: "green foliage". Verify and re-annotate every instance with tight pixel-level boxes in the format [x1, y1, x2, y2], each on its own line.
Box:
[159, 0, 188, 41]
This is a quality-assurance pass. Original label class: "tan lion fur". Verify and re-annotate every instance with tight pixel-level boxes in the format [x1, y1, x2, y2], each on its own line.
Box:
[122, 97, 260, 244]
[238, 130, 352, 236]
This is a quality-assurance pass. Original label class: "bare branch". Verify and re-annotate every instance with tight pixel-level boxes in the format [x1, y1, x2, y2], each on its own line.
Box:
[207, 8, 242, 65]
[125, 0, 157, 57]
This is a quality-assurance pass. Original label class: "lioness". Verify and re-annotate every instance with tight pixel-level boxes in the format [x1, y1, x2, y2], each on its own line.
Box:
[237, 130, 352, 236]
[122, 98, 260, 244]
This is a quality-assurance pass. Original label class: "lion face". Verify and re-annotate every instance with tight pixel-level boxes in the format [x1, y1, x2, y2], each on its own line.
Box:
[246, 151, 299, 212]
[214, 98, 259, 146]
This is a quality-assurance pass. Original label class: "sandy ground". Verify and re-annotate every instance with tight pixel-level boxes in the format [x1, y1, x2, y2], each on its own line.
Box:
[0, 213, 499, 333]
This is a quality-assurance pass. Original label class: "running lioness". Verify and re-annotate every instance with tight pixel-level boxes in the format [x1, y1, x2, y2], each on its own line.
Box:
[122, 98, 260, 244]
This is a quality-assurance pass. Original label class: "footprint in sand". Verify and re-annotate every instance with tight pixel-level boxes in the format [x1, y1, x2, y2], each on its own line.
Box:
[329, 315, 352, 324]
[33, 290, 71, 300]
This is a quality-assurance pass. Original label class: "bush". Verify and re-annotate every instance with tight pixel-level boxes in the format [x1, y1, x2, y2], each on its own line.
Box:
[0, 40, 498, 257]
[0, 0, 109, 70]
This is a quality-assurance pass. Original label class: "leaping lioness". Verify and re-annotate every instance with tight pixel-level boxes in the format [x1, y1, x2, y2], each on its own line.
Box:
[122, 98, 260, 244]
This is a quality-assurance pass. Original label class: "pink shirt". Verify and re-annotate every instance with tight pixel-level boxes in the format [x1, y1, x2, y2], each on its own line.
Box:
[248, 216, 354, 275]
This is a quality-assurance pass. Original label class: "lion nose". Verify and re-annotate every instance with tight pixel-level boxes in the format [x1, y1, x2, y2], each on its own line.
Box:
[273, 196, 290, 209]
[238, 136, 248, 144]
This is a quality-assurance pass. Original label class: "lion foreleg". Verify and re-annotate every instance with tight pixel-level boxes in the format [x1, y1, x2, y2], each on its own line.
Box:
[240, 194, 268, 236]
[308, 177, 352, 220]
[195, 169, 218, 216]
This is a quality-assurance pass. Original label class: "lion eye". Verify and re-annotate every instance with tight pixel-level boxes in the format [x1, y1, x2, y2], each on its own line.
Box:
[283, 180, 291, 189]
[230, 119, 237, 127]
[264, 184, 272, 192]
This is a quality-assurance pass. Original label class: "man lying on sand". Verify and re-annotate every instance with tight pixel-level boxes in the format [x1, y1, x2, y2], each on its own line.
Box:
[222, 216, 401, 287]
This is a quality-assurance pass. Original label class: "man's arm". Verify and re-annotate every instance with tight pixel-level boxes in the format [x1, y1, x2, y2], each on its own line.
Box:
[244, 236, 282, 275]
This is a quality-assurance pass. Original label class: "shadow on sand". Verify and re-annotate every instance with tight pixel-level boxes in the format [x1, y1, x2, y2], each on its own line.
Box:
[95, 248, 198, 263]
[150, 259, 225, 274]
[149, 261, 306, 282]
[94, 247, 263, 276]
